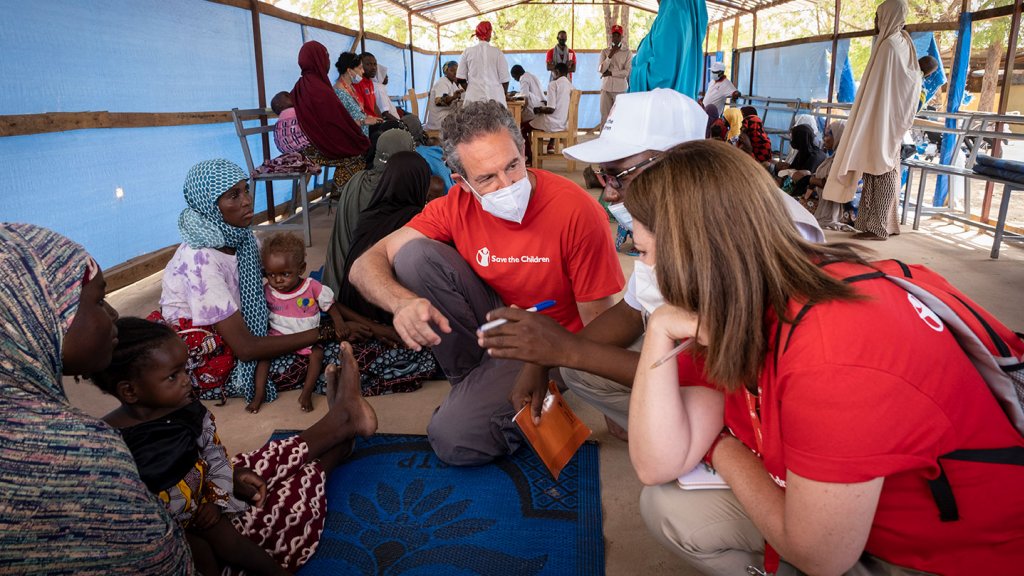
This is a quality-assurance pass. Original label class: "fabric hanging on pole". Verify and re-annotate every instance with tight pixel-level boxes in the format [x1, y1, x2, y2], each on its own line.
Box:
[628, 0, 708, 99]
[838, 57, 857, 102]
[934, 12, 972, 207]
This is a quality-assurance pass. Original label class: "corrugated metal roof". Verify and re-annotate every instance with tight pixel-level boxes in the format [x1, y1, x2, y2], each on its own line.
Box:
[364, 0, 797, 27]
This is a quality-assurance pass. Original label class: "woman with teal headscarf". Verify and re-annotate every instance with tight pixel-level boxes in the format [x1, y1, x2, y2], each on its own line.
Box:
[157, 159, 328, 406]
[0, 223, 192, 574]
[628, 0, 708, 99]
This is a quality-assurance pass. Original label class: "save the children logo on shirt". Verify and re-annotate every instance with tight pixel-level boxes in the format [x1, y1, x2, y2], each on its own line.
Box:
[907, 293, 944, 332]
[475, 246, 551, 268]
[476, 247, 490, 267]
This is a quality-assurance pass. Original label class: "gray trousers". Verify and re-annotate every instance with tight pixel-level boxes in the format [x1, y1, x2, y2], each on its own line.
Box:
[394, 238, 559, 466]
[560, 336, 643, 430]
[599, 90, 623, 130]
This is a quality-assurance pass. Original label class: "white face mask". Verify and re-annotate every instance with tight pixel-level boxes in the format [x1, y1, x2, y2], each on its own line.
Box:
[352, 74, 363, 84]
[633, 260, 665, 316]
[464, 175, 533, 224]
[607, 202, 633, 231]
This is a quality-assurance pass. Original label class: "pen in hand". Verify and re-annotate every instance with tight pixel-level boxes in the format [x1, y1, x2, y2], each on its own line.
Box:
[650, 339, 694, 369]
[479, 300, 556, 332]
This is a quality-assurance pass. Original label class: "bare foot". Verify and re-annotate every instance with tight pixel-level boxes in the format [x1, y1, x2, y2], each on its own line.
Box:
[246, 399, 262, 414]
[298, 394, 314, 412]
[605, 415, 628, 442]
[325, 343, 378, 437]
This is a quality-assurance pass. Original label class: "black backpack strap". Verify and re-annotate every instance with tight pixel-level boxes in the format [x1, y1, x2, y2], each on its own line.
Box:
[929, 447, 1024, 522]
[928, 460, 960, 522]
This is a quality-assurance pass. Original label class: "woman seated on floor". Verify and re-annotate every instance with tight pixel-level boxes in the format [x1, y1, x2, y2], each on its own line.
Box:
[152, 159, 334, 407]
[791, 120, 857, 231]
[291, 41, 370, 194]
[321, 146, 442, 397]
[740, 106, 773, 164]
[771, 124, 826, 188]
[626, 140, 1024, 576]
[0, 223, 191, 573]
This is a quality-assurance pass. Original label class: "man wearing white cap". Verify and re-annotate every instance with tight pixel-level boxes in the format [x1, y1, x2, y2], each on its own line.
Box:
[703, 61, 740, 114]
[478, 88, 823, 442]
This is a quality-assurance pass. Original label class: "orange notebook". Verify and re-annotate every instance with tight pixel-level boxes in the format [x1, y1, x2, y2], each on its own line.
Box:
[514, 381, 592, 480]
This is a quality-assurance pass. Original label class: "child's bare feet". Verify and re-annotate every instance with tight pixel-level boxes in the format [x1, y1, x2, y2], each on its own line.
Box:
[246, 399, 263, 414]
[298, 393, 314, 412]
[325, 343, 377, 437]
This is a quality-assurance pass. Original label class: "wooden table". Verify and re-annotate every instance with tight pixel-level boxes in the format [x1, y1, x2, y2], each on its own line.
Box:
[507, 99, 524, 126]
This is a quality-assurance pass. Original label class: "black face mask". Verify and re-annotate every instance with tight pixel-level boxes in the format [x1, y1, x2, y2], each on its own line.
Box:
[558, 38, 567, 46]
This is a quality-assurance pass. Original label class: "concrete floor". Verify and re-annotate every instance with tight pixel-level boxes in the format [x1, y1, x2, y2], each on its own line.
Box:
[65, 156, 1024, 576]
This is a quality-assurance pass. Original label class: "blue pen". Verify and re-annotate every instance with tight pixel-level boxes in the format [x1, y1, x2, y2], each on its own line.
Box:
[479, 300, 556, 332]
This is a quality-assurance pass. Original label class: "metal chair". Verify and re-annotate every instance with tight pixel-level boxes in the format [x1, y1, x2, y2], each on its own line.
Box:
[231, 107, 314, 246]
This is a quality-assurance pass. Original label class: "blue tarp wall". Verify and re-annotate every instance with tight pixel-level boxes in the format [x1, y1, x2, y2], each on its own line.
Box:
[0, 0, 420, 269]
[734, 39, 851, 148]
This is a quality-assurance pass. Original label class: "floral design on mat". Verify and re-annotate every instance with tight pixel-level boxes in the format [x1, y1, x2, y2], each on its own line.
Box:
[319, 478, 548, 575]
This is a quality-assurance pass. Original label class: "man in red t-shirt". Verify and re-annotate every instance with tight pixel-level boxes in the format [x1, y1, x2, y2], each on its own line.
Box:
[545, 30, 576, 81]
[354, 53, 381, 117]
[350, 99, 624, 465]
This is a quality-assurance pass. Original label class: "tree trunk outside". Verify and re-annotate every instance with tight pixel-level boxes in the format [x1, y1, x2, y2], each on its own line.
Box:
[978, 40, 1004, 112]
[602, 4, 630, 47]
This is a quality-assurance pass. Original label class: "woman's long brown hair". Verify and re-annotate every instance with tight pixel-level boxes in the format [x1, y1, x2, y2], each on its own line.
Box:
[625, 140, 869, 392]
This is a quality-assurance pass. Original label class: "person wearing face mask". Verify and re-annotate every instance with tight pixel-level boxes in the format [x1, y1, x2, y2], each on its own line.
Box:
[598, 24, 631, 129]
[546, 30, 576, 81]
[349, 100, 624, 466]
[478, 89, 823, 442]
[703, 61, 741, 116]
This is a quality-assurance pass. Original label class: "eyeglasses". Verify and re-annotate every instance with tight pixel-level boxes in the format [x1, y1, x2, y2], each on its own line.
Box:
[593, 155, 661, 190]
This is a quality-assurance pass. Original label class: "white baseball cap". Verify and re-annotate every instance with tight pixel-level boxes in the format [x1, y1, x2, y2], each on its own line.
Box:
[562, 88, 708, 164]
[710, 61, 726, 73]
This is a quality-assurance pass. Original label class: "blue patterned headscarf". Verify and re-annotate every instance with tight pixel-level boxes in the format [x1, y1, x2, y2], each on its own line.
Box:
[178, 159, 270, 401]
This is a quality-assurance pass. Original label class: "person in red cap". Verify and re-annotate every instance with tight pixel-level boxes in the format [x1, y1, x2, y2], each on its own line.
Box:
[598, 24, 631, 129]
[545, 30, 577, 82]
[456, 21, 510, 108]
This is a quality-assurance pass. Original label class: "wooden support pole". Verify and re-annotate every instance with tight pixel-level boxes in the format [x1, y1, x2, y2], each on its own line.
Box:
[408, 11, 416, 92]
[983, 0, 1023, 222]
[703, 25, 711, 94]
[827, 0, 841, 103]
[358, 0, 366, 53]
[249, 0, 275, 221]
[748, 12, 757, 95]
[571, 0, 576, 51]
[731, 15, 739, 79]
[437, 24, 442, 78]
[717, 20, 723, 52]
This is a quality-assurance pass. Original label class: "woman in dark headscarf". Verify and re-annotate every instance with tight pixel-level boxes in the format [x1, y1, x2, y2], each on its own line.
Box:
[703, 104, 720, 138]
[787, 124, 827, 172]
[333, 151, 440, 396]
[0, 223, 192, 574]
[341, 151, 431, 324]
[292, 41, 370, 192]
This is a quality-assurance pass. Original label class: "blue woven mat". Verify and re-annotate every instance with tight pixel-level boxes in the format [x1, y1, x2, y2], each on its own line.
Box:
[277, 432, 604, 576]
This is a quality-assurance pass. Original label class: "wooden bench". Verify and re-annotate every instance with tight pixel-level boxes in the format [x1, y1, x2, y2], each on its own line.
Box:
[406, 88, 438, 139]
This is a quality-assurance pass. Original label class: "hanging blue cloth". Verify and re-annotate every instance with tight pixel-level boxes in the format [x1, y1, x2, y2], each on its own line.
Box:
[628, 0, 708, 99]
[934, 13, 971, 207]
[838, 57, 857, 103]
